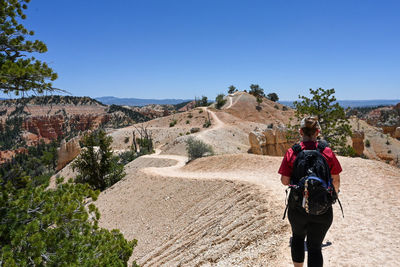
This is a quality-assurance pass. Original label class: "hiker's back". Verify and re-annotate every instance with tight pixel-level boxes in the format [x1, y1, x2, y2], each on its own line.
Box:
[277, 116, 343, 267]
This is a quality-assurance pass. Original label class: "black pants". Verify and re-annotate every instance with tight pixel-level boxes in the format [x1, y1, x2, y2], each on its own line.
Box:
[288, 206, 333, 267]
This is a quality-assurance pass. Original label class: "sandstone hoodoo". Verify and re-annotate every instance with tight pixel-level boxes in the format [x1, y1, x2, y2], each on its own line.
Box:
[352, 130, 365, 156]
[249, 127, 291, 156]
[396, 127, 400, 140]
[56, 137, 82, 171]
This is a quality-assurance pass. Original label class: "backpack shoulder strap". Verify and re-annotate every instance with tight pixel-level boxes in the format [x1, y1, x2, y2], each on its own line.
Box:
[292, 143, 303, 154]
[317, 140, 329, 153]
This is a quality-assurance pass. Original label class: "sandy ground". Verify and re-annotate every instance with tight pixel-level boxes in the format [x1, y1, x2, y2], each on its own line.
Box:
[97, 150, 400, 266]
[59, 97, 400, 266]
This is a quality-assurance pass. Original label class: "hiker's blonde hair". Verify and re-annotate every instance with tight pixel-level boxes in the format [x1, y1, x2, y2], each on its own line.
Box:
[300, 116, 320, 137]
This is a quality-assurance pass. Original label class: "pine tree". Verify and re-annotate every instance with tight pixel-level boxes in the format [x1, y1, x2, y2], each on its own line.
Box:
[0, 176, 136, 265]
[267, 92, 279, 102]
[290, 88, 352, 153]
[0, 0, 58, 95]
[72, 130, 125, 191]
[228, 85, 237, 94]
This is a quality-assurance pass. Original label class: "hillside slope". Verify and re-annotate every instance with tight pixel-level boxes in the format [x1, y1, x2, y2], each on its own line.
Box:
[62, 93, 400, 266]
[96, 152, 400, 266]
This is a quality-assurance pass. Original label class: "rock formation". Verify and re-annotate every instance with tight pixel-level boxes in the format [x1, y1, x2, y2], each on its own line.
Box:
[351, 130, 365, 156]
[395, 127, 400, 140]
[21, 114, 111, 140]
[0, 148, 28, 164]
[178, 101, 196, 112]
[248, 128, 266, 155]
[56, 137, 81, 171]
[249, 127, 291, 156]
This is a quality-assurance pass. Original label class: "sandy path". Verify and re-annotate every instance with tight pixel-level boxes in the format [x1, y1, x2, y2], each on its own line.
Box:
[194, 108, 225, 143]
[96, 154, 290, 266]
[139, 152, 400, 267]
[225, 95, 233, 109]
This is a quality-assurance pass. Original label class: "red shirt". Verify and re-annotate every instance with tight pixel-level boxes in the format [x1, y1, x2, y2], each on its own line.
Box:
[278, 141, 342, 177]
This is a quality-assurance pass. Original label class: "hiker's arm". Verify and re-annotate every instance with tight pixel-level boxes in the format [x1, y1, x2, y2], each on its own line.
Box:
[332, 174, 340, 193]
[281, 175, 290, 186]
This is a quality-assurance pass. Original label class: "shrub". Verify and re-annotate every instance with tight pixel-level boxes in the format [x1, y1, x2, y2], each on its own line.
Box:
[203, 120, 211, 128]
[190, 127, 200, 133]
[186, 137, 214, 161]
[365, 139, 371, 147]
[188, 113, 193, 118]
[119, 150, 138, 165]
[228, 85, 238, 94]
[199, 109, 203, 113]
[282, 106, 288, 111]
[386, 139, 390, 145]
[215, 94, 227, 109]
[338, 145, 357, 157]
[186, 120, 190, 124]
[186, 132, 190, 135]
[267, 92, 279, 102]
[274, 104, 279, 109]
[388, 150, 392, 154]
[124, 136, 130, 143]
[179, 133, 183, 136]
[169, 119, 177, 127]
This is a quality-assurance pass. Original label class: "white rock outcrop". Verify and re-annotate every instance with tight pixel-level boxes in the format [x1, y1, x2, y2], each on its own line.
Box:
[56, 137, 81, 171]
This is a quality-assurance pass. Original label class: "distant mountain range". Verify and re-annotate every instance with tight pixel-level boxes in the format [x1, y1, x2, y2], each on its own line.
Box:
[279, 99, 400, 108]
[1, 95, 398, 108]
[95, 96, 192, 106]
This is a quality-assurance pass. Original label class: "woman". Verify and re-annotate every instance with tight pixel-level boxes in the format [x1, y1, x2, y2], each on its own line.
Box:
[278, 117, 342, 267]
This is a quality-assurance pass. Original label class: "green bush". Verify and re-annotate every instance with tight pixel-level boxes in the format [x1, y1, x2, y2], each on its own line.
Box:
[338, 145, 357, 157]
[188, 113, 193, 118]
[215, 94, 227, 109]
[267, 92, 279, 102]
[190, 127, 200, 133]
[365, 139, 371, 147]
[119, 150, 138, 165]
[186, 137, 214, 161]
[186, 120, 190, 124]
[169, 119, 177, 127]
[203, 120, 211, 128]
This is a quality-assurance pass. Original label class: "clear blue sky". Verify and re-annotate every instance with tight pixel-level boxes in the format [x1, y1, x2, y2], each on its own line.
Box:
[7, 0, 400, 100]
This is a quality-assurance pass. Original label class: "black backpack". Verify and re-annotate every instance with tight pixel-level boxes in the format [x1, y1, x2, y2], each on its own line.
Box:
[282, 140, 343, 219]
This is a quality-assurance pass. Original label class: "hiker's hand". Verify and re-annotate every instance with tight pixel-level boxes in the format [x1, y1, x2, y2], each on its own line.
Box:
[281, 175, 290, 186]
[332, 174, 340, 194]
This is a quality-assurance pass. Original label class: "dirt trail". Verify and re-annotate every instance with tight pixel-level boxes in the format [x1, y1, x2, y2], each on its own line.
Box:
[140, 152, 400, 267]
[225, 93, 243, 110]
[195, 108, 224, 140]
[96, 102, 400, 266]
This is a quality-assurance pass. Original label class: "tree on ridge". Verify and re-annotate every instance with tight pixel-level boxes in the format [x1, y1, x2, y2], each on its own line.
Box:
[0, 0, 58, 96]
